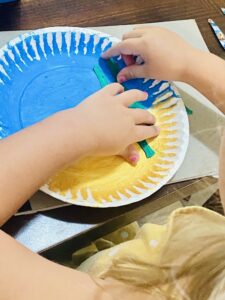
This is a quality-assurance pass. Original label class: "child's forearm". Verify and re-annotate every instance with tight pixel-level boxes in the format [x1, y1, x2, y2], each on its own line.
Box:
[0, 230, 112, 300]
[219, 134, 225, 211]
[184, 50, 225, 114]
[184, 51, 225, 209]
[0, 229, 155, 300]
[0, 110, 86, 226]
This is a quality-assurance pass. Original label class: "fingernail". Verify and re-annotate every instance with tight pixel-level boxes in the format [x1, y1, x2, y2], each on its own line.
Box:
[117, 75, 127, 83]
[144, 91, 148, 98]
[130, 154, 139, 164]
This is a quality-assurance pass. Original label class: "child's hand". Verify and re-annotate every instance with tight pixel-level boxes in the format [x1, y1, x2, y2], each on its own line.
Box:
[102, 27, 198, 83]
[70, 83, 159, 163]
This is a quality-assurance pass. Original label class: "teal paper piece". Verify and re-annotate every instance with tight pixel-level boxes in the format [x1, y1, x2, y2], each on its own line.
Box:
[93, 65, 110, 87]
[185, 105, 193, 115]
[106, 59, 120, 80]
[129, 101, 146, 110]
[107, 59, 155, 159]
[138, 140, 155, 158]
[93, 61, 155, 159]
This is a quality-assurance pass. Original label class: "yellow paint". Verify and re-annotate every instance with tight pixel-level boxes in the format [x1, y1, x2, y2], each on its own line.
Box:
[48, 99, 180, 204]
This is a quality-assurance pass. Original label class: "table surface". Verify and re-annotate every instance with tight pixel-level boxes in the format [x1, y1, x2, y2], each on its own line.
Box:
[0, 0, 224, 257]
[0, 0, 224, 58]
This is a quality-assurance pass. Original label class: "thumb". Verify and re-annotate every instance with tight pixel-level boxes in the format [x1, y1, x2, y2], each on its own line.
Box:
[117, 64, 146, 83]
[118, 144, 140, 165]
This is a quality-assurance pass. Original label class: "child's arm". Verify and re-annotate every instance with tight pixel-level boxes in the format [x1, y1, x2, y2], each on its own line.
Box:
[0, 83, 158, 226]
[0, 84, 158, 300]
[103, 27, 225, 210]
[219, 135, 225, 209]
[0, 229, 111, 300]
[0, 229, 155, 300]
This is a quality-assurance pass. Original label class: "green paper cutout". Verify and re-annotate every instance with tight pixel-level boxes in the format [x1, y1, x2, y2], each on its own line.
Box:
[185, 105, 193, 115]
[138, 140, 155, 158]
[105, 60, 155, 159]
[93, 61, 155, 159]
[93, 65, 110, 87]
[129, 101, 146, 110]
[106, 59, 120, 80]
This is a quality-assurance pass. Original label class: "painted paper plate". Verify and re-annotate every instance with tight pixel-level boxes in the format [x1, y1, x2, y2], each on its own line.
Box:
[0, 27, 189, 207]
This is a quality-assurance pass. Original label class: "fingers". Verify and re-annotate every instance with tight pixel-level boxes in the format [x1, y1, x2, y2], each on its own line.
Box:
[117, 64, 147, 83]
[121, 54, 135, 66]
[102, 37, 147, 82]
[100, 83, 124, 95]
[101, 38, 141, 59]
[118, 144, 140, 165]
[130, 109, 156, 125]
[134, 125, 160, 142]
[119, 89, 148, 106]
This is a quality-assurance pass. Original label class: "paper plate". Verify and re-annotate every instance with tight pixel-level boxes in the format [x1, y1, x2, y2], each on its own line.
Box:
[0, 27, 189, 207]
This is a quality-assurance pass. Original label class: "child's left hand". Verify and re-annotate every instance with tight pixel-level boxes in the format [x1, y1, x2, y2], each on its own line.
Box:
[69, 83, 159, 164]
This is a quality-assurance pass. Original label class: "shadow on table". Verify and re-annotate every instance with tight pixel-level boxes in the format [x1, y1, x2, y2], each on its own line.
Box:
[0, 1, 21, 31]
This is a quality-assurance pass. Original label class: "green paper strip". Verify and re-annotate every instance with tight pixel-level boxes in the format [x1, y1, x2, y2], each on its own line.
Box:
[185, 105, 193, 115]
[93, 64, 110, 87]
[93, 62, 155, 159]
[138, 140, 155, 158]
[106, 60, 155, 158]
[106, 58, 120, 80]
[129, 101, 146, 110]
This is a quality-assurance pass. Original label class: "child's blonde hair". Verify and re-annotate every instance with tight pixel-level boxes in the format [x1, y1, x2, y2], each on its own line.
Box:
[100, 208, 225, 299]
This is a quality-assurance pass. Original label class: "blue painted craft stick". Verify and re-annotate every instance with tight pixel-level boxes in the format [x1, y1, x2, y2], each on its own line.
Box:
[208, 18, 225, 50]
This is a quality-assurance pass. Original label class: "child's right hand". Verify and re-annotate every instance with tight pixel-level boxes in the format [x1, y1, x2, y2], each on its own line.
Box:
[102, 26, 198, 83]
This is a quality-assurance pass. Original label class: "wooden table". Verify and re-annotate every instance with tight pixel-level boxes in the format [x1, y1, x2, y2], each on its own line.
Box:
[0, 0, 224, 58]
[0, 0, 223, 260]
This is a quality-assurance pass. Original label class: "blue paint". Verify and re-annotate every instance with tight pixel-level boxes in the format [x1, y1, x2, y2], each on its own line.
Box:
[99, 57, 155, 106]
[98, 57, 178, 109]
[0, 28, 177, 140]
[0, 31, 109, 137]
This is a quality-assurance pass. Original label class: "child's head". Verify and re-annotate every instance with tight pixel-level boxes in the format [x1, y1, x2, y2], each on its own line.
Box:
[167, 240, 225, 300]
[103, 237, 225, 300]
[99, 208, 225, 300]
